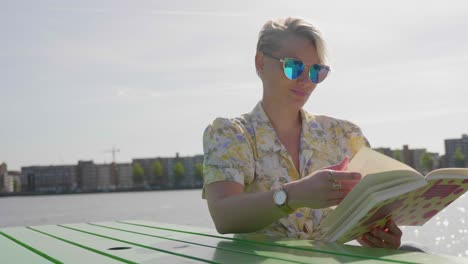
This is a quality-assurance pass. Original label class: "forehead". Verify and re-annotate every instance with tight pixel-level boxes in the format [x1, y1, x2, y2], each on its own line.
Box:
[277, 34, 319, 63]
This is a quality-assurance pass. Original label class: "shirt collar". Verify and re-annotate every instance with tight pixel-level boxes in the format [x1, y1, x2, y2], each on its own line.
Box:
[249, 101, 325, 176]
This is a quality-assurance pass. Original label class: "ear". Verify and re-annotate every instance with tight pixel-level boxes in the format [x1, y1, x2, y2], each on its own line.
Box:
[255, 51, 264, 78]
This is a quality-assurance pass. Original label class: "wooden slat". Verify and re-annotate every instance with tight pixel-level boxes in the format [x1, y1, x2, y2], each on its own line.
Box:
[2, 220, 468, 264]
[79, 222, 395, 264]
[1, 226, 138, 264]
[26, 224, 193, 264]
[119, 220, 468, 264]
[0, 231, 56, 264]
[58, 223, 299, 264]
[273, 239, 467, 264]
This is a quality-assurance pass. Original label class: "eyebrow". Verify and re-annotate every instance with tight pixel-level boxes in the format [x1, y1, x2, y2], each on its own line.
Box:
[281, 52, 300, 59]
[283, 55, 319, 66]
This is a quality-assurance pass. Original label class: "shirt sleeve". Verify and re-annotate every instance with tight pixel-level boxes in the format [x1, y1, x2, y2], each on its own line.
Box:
[340, 120, 371, 159]
[202, 117, 255, 199]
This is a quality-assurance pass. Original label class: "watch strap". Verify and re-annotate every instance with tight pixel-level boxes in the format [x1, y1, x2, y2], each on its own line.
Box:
[276, 185, 295, 214]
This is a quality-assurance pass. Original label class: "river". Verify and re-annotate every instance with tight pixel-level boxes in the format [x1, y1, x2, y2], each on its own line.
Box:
[1, 189, 467, 258]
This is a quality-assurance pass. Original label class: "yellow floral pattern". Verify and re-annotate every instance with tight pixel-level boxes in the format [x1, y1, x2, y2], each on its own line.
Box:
[202, 102, 369, 240]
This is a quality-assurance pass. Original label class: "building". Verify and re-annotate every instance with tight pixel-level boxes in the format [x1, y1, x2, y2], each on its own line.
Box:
[403, 145, 440, 172]
[0, 163, 6, 192]
[132, 154, 204, 189]
[373, 148, 394, 158]
[132, 157, 163, 188]
[3, 171, 21, 192]
[21, 165, 77, 192]
[20, 161, 134, 192]
[175, 154, 204, 188]
[77, 161, 98, 191]
[445, 134, 468, 167]
[115, 163, 133, 189]
[96, 164, 113, 191]
[375, 146, 440, 173]
[14, 153, 204, 193]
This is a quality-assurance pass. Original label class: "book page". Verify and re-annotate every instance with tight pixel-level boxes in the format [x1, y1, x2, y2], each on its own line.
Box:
[323, 178, 425, 242]
[347, 147, 420, 176]
[425, 168, 468, 180]
[331, 180, 426, 243]
[319, 147, 426, 242]
[334, 176, 468, 243]
[320, 170, 423, 235]
[324, 147, 425, 230]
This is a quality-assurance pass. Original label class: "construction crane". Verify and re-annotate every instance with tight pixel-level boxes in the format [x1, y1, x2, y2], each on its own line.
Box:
[103, 146, 121, 188]
[104, 146, 120, 164]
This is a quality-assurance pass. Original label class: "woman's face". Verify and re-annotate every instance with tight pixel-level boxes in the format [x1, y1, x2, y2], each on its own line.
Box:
[257, 34, 321, 109]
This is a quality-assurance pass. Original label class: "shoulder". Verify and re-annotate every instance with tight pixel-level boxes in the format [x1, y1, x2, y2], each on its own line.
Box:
[303, 110, 370, 156]
[203, 116, 250, 138]
[302, 109, 364, 134]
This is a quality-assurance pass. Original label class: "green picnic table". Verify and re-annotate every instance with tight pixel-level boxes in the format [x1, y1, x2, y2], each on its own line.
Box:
[0, 220, 466, 263]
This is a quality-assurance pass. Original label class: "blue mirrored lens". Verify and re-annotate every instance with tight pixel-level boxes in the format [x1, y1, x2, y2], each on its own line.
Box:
[283, 59, 304, 80]
[309, 65, 329, 83]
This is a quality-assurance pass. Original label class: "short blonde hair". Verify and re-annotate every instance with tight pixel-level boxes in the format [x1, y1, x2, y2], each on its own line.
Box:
[256, 17, 328, 64]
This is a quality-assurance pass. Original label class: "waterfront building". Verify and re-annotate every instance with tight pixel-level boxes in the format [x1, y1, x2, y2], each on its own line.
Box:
[4, 171, 21, 192]
[21, 165, 77, 192]
[445, 134, 468, 167]
[132, 154, 203, 189]
[115, 163, 133, 189]
[0, 163, 6, 192]
[12, 154, 205, 193]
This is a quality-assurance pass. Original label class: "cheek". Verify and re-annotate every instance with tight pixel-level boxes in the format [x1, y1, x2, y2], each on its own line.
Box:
[263, 63, 283, 79]
[263, 66, 290, 87]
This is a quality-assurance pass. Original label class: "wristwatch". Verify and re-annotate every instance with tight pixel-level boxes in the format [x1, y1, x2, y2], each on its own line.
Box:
[273, 185, 295, 214]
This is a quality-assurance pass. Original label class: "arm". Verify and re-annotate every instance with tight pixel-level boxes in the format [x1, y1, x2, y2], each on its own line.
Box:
[205, 158, 362, 234]
[205, 181, 287, 234]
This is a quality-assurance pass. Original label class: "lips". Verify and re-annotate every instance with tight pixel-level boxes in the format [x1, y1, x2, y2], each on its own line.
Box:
[290, 88, 309, 97]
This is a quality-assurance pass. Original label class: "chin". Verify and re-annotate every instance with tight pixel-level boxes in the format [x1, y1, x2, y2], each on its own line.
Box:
[289, 94, 310, 108]
[286, 99, 307, 111]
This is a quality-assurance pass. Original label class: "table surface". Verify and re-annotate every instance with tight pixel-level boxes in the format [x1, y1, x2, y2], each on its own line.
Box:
[1, 220, 466, 264]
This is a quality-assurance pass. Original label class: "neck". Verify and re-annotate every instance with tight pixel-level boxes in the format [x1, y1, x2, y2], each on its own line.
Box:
[261, 98, 302, 134]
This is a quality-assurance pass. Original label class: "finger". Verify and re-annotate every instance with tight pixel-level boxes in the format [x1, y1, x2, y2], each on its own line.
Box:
[326, 170, 362, 181]
[386, 220, 402, 237]
[331, 180, 361, 191]
[326, 191, 348, 200]
[323, 198, 345, 207]
[363, 233, 393, 249]
[362, 233, 383, 248]
[322, 157, 349, 171]
[357, 236, 372, 247]
[370, 229, 398, 249]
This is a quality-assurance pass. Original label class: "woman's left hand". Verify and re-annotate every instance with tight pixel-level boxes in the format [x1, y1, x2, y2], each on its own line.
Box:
[357, 220, 402, 249]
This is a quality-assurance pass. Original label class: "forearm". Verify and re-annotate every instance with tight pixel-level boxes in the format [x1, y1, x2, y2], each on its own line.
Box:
[209, 188, 290, 234]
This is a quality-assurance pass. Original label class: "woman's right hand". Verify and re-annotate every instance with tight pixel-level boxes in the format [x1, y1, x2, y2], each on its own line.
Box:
[286, 157, 362, 209]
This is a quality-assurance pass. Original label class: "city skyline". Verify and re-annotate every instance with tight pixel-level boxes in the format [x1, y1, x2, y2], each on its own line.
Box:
[2, 1, 468, 171]
[3, 134, 466, 171]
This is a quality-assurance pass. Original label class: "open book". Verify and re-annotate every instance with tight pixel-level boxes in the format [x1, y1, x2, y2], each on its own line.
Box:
[318, 146, 468, 243]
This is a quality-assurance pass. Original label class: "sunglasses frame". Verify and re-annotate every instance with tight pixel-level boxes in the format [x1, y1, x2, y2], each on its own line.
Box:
[263, 52, 331, 83]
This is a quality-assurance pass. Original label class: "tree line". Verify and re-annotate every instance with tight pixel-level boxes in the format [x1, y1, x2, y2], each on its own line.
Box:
[132, 160, 203, 187]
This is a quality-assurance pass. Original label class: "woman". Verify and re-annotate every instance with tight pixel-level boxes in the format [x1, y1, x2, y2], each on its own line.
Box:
[202, 17, 402, 249]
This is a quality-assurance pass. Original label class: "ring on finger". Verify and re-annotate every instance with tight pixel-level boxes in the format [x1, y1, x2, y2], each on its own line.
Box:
[331, 180, 342, 191]
[327, 170, 334, 181]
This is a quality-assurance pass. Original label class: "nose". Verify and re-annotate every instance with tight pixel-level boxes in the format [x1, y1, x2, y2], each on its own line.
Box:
[297, 67, 313, 85]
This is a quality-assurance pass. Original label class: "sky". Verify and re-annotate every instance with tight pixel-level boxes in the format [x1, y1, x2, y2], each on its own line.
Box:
[2, 0, 468, 170]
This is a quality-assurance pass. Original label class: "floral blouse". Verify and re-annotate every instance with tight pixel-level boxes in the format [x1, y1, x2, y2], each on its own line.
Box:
[202, 101, 369, 239]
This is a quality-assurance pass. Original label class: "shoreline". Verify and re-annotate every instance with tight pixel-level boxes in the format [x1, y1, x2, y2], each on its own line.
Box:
[0, 186, 202, 198]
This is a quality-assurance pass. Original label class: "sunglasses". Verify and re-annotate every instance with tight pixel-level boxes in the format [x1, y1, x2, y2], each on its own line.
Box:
[263, 52, 331, 84]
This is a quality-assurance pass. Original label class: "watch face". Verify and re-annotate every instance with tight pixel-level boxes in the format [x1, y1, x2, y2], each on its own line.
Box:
[274, 189, 287, 205]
